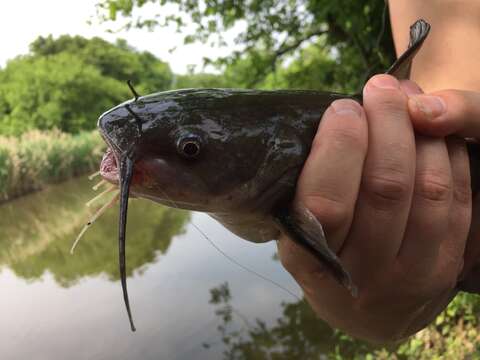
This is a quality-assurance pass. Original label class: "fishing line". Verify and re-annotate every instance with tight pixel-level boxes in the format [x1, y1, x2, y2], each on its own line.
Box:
[191, 222, 300, 301]
[156, 188, 301, 302]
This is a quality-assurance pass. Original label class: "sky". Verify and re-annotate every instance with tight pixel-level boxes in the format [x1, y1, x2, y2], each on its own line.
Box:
[0, 0, 237, 74]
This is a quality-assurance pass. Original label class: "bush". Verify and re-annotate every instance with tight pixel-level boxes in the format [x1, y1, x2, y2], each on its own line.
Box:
[0, 129, 105, 201]
[0, 53, 129, 135]
[0, 35, 174, 136]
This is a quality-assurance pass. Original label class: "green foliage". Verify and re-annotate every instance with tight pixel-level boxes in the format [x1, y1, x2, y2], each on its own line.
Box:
[175, 72, 230, 88]
[0, 53, 128, 135]
[98, 0, 395, 90]
[30, 35, 174, 93]
[261, 44, 355, 92]
[0, 130, 105, 201]
[0, 35, 174, 135]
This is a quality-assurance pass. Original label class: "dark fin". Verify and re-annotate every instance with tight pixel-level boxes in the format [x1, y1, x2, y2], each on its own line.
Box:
[127, 80, 140, 102]
[119, 155, 136, 332]
[275, 204, 358, 297]
[353, 19, 431, 101]
[386, 19, 431, 80]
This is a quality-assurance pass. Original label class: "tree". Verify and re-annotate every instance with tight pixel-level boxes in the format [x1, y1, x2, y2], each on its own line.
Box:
[97, 0, 395, 91]
[0, 53, 128, 135]
[0, 35, 174, 135]
[30, 34, 174, 93]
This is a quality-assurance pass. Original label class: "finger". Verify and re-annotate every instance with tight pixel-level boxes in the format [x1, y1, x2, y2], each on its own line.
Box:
[398, 136, 452, 274]
[279, 98, 368, 281]
[341, 74, 416, 273]
[443, 137, 471, 269]
[460, 194, 480, 280]
[277, 234, 355, 329]
[408, 89, 480, 138]
[294, 99, 368, 253]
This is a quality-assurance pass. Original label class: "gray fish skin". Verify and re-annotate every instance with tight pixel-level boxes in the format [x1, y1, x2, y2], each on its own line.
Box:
[99, 88, 355, 242]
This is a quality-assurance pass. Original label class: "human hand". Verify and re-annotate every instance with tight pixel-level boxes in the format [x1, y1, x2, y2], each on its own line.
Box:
[407, 89, 480, 290]
[278, 74, 472, 343]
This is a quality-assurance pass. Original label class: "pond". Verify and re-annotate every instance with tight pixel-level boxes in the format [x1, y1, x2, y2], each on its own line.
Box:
[0, 176, 371, 360]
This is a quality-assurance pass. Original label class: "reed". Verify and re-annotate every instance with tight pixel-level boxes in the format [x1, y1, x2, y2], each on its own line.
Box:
[0, 129, 105, 202]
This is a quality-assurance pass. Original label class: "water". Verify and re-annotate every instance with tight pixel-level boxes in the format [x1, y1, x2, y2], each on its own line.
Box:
[0, 176, 368, 360]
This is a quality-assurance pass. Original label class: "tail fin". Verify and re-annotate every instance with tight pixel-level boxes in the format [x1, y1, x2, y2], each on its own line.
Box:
[386, 19, 431, 80]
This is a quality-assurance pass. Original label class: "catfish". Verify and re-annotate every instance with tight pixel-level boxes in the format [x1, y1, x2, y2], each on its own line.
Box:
[97, 20, 480, 331]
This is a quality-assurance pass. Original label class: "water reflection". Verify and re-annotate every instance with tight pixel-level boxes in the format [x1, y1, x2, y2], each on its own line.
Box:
[0, 176, 190, 286]
[205, 283, 379, 360]
[1, 176, 313, 360]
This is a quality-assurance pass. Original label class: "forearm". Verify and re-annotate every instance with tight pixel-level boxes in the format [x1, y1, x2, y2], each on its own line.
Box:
[390, 0, 480, 284]
[389, 0, 480, 92]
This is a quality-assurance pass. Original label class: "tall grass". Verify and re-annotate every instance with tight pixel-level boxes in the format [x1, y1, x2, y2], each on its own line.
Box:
[0, 130, 105, 202]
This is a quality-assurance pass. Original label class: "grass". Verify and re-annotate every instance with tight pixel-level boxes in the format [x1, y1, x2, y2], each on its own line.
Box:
[0, 129, 105, 202]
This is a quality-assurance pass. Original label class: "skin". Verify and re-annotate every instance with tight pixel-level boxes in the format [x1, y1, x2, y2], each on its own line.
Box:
[389, 0, 480, 282]
[278, 1, 480, 343]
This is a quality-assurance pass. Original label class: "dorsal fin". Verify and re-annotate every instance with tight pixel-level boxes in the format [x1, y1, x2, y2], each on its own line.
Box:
[386, 19, 431, 80]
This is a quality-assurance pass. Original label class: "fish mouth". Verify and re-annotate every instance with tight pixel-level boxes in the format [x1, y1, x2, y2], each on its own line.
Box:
[100, 148, 120, 184]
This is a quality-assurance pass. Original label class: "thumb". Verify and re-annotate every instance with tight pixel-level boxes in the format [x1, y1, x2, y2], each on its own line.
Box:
[408, 89, 480, 138]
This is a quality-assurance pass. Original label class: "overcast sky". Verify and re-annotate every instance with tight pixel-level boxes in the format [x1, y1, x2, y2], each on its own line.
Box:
[0, 0, 237, 74]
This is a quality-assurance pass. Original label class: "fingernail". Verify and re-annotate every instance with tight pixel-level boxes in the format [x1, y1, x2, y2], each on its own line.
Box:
[368, 75, 400, 90]
[331, 99, 362, 117]
[409, 95, 446, 118]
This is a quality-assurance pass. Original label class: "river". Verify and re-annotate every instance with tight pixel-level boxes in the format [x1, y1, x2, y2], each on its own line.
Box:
[0, 176, 375, 360]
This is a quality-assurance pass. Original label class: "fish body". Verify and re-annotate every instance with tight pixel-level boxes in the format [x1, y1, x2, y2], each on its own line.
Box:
[98, 20, 452, 330]
[100, 89, 356, 243]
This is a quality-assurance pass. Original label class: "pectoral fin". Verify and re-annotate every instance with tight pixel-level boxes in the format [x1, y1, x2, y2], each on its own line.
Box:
[274, 204, 357, 297]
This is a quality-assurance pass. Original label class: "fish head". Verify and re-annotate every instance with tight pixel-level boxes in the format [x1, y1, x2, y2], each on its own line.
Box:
[98, 89, 282, 212]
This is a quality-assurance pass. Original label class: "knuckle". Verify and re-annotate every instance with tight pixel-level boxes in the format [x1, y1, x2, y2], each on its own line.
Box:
[414, 171, 452, 203]
[304, 195, 352, 233]
[363, 172, 412, 206]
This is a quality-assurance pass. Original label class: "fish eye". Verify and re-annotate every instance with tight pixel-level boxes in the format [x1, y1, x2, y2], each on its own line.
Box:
[177, 136, 202, 159]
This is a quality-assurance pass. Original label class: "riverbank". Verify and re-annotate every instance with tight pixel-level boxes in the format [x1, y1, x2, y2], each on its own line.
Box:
[0, 130, 105, 202]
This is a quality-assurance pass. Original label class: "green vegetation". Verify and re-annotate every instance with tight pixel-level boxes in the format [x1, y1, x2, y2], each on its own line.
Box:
[99, 0, 395, 91]
[0, 130, 104, 202]
[0, 35, 173, 136]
